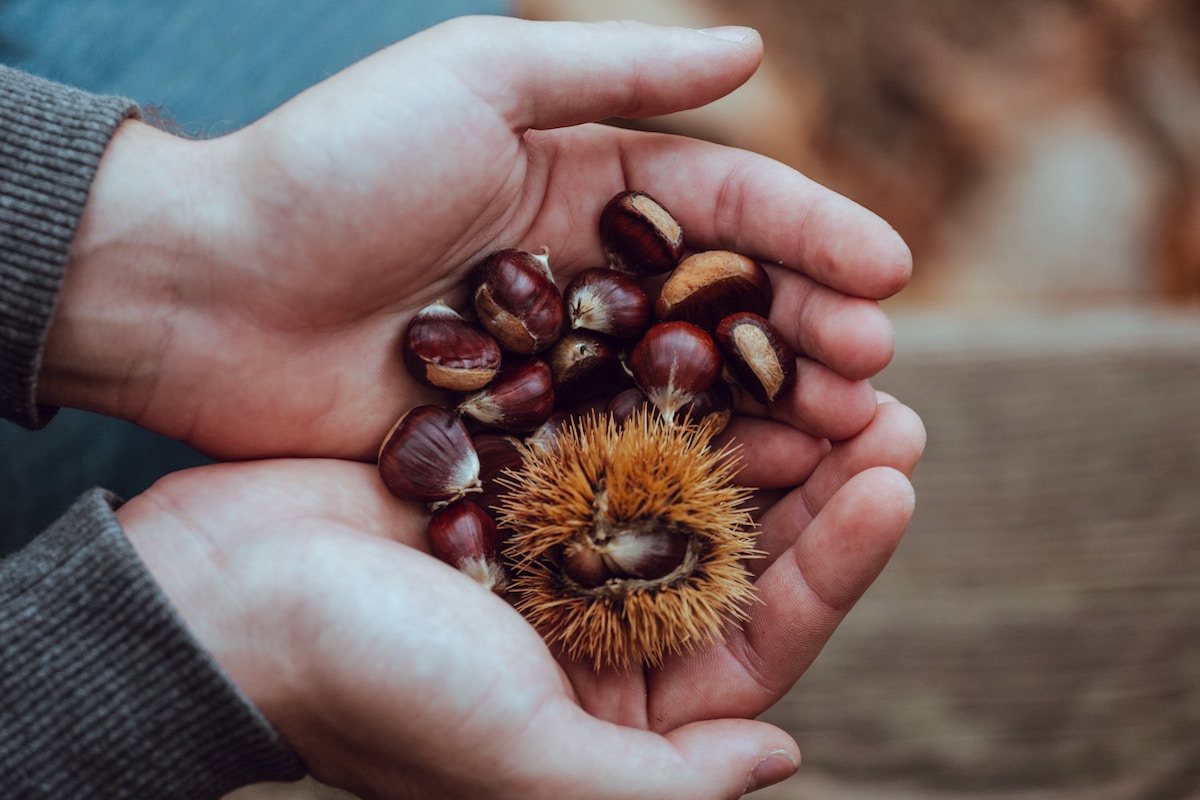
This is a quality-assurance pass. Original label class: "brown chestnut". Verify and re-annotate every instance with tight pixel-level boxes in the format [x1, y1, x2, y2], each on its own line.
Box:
[471, 431, 525, 513]
[628, 321, 722, 423]
[716, 312, 797, 405]
[524, 410, 575, 455]
[458, 358, 554, 433]
[561, 521, 691, 589]
[563, 267, 651, 340]
[472, 247, 564, 354]
[402, 301, 502, 391]
[676, 378, 734, 434]
[544, 329, 627, 403]
[598, 190, 684, 276]
[378, 405, 481, 505]
[428, 498, 507, 591]
[605, 386, 650, 426]
[655, 251, 772, 332]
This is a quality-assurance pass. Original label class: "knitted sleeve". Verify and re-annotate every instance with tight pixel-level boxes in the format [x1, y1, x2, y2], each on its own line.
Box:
[0, 63, 136, 428]
[0, 66, 307, 796]
[0, 489, 306, 798]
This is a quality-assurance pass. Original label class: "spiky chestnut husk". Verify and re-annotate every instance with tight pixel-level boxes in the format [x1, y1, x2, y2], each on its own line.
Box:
[495, 408, 759, 670]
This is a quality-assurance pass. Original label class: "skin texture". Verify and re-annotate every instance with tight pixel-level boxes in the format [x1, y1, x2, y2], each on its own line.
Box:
[38, 16, 925, 800]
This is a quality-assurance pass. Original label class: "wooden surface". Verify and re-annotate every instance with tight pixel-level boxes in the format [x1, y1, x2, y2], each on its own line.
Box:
[760, 306, 1200, 799]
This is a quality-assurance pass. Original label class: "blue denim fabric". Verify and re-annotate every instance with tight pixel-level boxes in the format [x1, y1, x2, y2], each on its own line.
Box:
[0, 0, 509, 552]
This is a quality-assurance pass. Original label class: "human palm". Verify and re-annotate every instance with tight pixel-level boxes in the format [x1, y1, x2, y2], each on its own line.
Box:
[51, 17, 908, 462]
[119, 390, 921, 800]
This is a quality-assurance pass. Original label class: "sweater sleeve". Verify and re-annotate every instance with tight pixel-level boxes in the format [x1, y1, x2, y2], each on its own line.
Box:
[0, 489, 307, 798]
[0, 66, 307, 796]
[0, 63, 137, 429]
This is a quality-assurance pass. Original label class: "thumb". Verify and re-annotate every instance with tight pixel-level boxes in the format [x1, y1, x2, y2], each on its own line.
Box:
[425, 16, 764, 131]
[532, 713, 799, 799]
[667, 719, 801, 797]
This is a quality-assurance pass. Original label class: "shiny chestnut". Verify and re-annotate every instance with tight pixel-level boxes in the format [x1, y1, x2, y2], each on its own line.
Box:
[471, 431, 525, 513]
[378, 405, 481, 505]
[628, 321, 722, 423]
[402, 301, 502, 391]
[655, 251, 772, 332]
[563, 267, 651, 340]
[561, 522, 691, 589]
[598, 190, 684, 276]
[605, 387, 650, 426]
[428, 499, 507, 591]
[472, 247, 564, 354]
[716, 312, 797, 405]
[676, 378, 734, 434]
[545, 329, 626, 403]
[458, 358, 554, 433]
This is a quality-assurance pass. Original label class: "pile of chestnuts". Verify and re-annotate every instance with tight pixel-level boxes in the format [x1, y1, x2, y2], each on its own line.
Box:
[377, 189, 798, 668]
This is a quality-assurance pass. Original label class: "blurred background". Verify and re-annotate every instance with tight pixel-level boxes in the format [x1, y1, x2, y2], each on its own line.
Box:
[3, 1, 1198, 799]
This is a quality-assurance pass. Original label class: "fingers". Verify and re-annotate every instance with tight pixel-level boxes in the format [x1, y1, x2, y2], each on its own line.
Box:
[521, 709, 799, 799]
[715, 416, 830, 489]
[766, 266, 896, 380]
[598, 133, 913, 302]
[753, 398, 926, 567]
[740, 467, 914, 688]
[650, 466, 915, 728]
[429, 16, 764, 132]
[765, 359, 879, 441]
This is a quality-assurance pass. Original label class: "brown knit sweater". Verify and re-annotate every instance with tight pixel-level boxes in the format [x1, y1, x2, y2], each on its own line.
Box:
[0, 64, 304, 798]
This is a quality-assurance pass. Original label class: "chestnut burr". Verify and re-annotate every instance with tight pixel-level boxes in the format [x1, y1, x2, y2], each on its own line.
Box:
[598, 190, 684, 276]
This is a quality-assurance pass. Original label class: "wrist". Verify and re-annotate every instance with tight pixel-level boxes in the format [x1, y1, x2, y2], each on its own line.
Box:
[38, 120, 239, 425]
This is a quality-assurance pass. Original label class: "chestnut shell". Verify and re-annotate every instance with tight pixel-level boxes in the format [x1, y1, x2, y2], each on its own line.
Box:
[378, 405, 481, 504]
[655, 251, 773, 332]
[598, 190, 684, 276]
[472, 248, 564, 354]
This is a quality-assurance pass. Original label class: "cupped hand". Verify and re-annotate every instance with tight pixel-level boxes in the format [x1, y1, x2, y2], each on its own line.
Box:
[116, 394, 923, 800]
[44, 16, 910, 460]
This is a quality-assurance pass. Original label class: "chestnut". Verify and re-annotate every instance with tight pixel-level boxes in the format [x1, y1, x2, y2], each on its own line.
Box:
[598, 190, 684, 276]
[458, 358, 555, 433]
[472, 247, 564, 354]
[605, 386, 650, 426]
[544, 329, 627, 403]
[378, 405, 481, 505]
[428, 498, 507, 591]
[676, 378, 734, 434]
[561, 523, 691, 589]
[716, 312, 797, 405]
[655, 251, 773, 332]
[524, 410, 575, 454]
[472, 431, 525, 513]
[628, 321, 722, 424]
[563, 267, 651, 340]
[402, 301, 502, 391]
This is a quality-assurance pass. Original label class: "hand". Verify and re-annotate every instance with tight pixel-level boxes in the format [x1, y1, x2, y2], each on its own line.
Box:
[41, 16, 910, 460]
[116, 395, 923, 800]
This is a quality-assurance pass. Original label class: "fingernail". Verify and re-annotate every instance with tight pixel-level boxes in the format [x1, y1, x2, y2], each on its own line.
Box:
[695, 26, 756, 44]
[745, 749, 799, 794]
